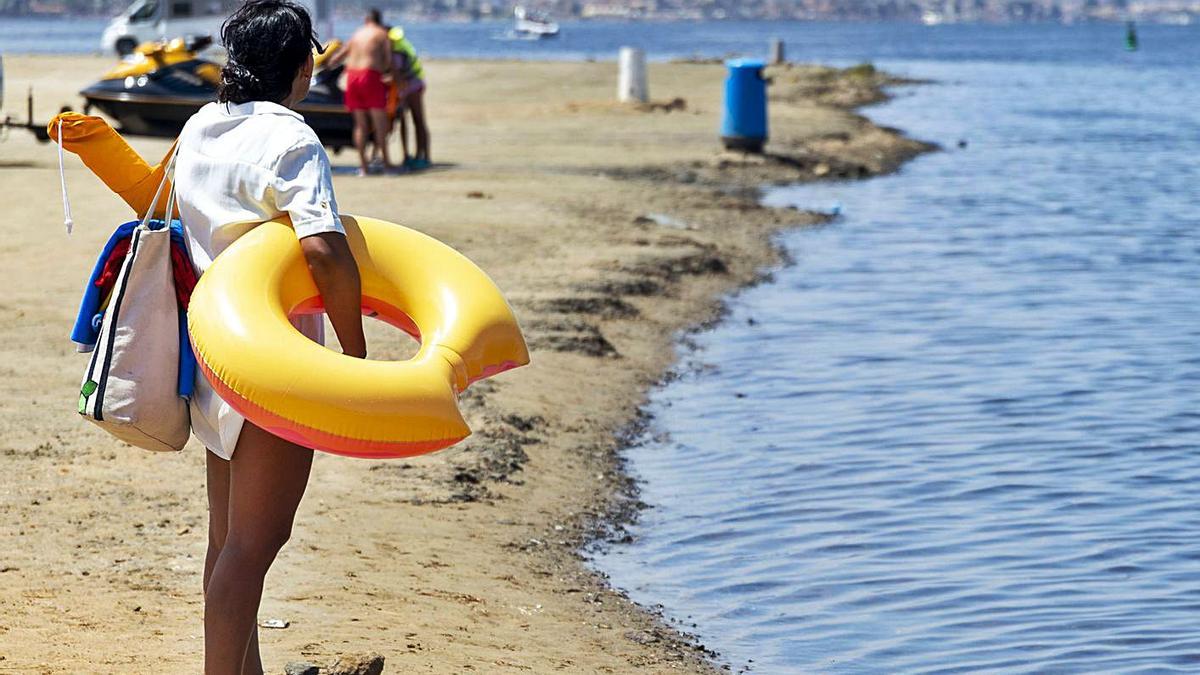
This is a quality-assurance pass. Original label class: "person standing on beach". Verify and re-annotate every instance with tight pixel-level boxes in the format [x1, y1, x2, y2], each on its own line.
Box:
[173, 1, 367, 672]
[330, 8, 394, 175]
[387, 25, 431, 169]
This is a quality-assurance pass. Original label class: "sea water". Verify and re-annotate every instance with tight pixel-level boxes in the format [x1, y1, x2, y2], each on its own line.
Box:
[594, 24, 1200, 674]
[1, 18, 1184, 65]
[2, 18, 939, 58]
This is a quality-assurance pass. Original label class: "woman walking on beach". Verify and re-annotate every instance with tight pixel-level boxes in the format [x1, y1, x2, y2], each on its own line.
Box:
[174, 1, 366, 672]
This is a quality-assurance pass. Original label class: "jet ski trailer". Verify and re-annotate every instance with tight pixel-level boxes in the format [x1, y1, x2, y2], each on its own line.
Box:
[0, 55, 51, 142]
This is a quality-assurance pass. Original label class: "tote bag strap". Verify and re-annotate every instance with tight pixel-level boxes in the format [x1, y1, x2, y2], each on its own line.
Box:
[139, 144, 179, 229]
[163, 161, 179, 229]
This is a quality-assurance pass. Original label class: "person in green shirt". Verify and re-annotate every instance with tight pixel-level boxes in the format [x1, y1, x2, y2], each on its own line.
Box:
[387, 26, 430, 169]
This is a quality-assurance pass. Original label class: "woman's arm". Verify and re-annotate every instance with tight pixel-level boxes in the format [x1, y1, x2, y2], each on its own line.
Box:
[300, 233, 367, 359]
[273, 138, 364, 357]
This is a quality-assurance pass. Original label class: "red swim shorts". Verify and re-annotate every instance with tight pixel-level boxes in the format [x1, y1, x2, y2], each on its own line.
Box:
[344, 68, 387, 111]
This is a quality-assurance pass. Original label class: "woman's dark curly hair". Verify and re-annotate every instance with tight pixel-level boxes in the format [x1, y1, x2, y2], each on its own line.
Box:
[219, 0, 319, 104]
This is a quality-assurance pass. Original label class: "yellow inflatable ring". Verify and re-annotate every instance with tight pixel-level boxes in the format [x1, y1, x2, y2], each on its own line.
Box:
[188, 215, 530, 459]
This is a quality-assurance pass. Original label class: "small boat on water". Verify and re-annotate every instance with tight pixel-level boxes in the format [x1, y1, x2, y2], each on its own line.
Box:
[513, 5, 559, 38]
[79, 36, 354, 151]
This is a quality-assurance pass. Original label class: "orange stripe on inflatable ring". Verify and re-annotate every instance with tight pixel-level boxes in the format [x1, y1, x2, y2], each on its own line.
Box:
[469, 359, 524, 385]
[194, 349, 466, 459]
[289, 295, 422, 340]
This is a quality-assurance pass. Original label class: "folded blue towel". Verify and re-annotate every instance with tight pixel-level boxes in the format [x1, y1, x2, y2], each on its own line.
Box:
[177, 307, 196, 399]
[71, 220, 138, 350]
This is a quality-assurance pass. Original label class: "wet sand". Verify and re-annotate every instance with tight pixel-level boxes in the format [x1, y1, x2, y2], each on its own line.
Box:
[0, 56, 928, 672]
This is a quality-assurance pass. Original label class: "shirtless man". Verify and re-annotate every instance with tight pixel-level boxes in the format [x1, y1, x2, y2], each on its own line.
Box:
[333, 9, 394, 175]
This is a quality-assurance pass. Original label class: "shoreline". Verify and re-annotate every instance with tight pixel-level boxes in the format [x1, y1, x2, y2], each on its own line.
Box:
[580, 66, 935, 669]
[0, 56, 929, 672]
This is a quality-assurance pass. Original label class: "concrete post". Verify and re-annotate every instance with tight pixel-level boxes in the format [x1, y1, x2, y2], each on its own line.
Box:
[618, 47, 648, 103]
[770, 38, 785, 65]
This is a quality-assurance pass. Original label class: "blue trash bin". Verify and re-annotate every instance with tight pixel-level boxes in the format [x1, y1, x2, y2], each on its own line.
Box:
[721, 59, 768, 153]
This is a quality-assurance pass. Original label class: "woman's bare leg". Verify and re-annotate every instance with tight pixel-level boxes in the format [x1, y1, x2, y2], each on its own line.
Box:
[409, 89, 429, 162]
[204, 452, 229, 593]
[204, 425, 313, 675]
[205, 451, 264, 675]
[398, 107, 410, 162]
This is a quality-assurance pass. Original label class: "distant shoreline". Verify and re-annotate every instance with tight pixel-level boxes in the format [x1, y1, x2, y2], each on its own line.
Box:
[0, 12, 1191, 24]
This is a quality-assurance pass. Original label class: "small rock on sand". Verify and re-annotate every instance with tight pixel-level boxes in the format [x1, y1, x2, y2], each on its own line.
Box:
[625, 630, 659, 645]
[284, 662, 321, 675]
[327, 653, 385, 675]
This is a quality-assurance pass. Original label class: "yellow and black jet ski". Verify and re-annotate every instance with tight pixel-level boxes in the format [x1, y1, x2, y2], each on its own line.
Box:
[80, 36, 353, 151]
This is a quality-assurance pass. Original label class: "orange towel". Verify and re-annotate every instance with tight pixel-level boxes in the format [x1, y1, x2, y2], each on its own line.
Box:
[48, 112, 176, 218]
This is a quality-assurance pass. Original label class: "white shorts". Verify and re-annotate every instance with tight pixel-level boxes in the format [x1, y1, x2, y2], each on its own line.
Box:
[191, 314, 325, 460]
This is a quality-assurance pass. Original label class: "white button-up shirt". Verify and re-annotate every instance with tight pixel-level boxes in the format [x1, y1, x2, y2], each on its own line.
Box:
[177, 100, 344, 273]
[176, 100, 345, 458]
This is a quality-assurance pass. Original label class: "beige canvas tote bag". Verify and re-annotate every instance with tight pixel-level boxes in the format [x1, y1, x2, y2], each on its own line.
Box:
[77, 151, 190, 452]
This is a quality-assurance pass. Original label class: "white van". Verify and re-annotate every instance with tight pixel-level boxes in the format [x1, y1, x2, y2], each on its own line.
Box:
[100, 0, 333, 56]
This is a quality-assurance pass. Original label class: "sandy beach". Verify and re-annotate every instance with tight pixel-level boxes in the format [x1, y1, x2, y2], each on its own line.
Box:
[0, 55, 927, 672]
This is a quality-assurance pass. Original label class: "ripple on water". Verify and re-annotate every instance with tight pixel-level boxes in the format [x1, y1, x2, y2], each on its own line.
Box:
[596, 27, 1200, 675]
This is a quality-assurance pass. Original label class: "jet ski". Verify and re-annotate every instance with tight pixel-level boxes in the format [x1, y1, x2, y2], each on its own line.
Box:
[80, 35, 353, 152]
